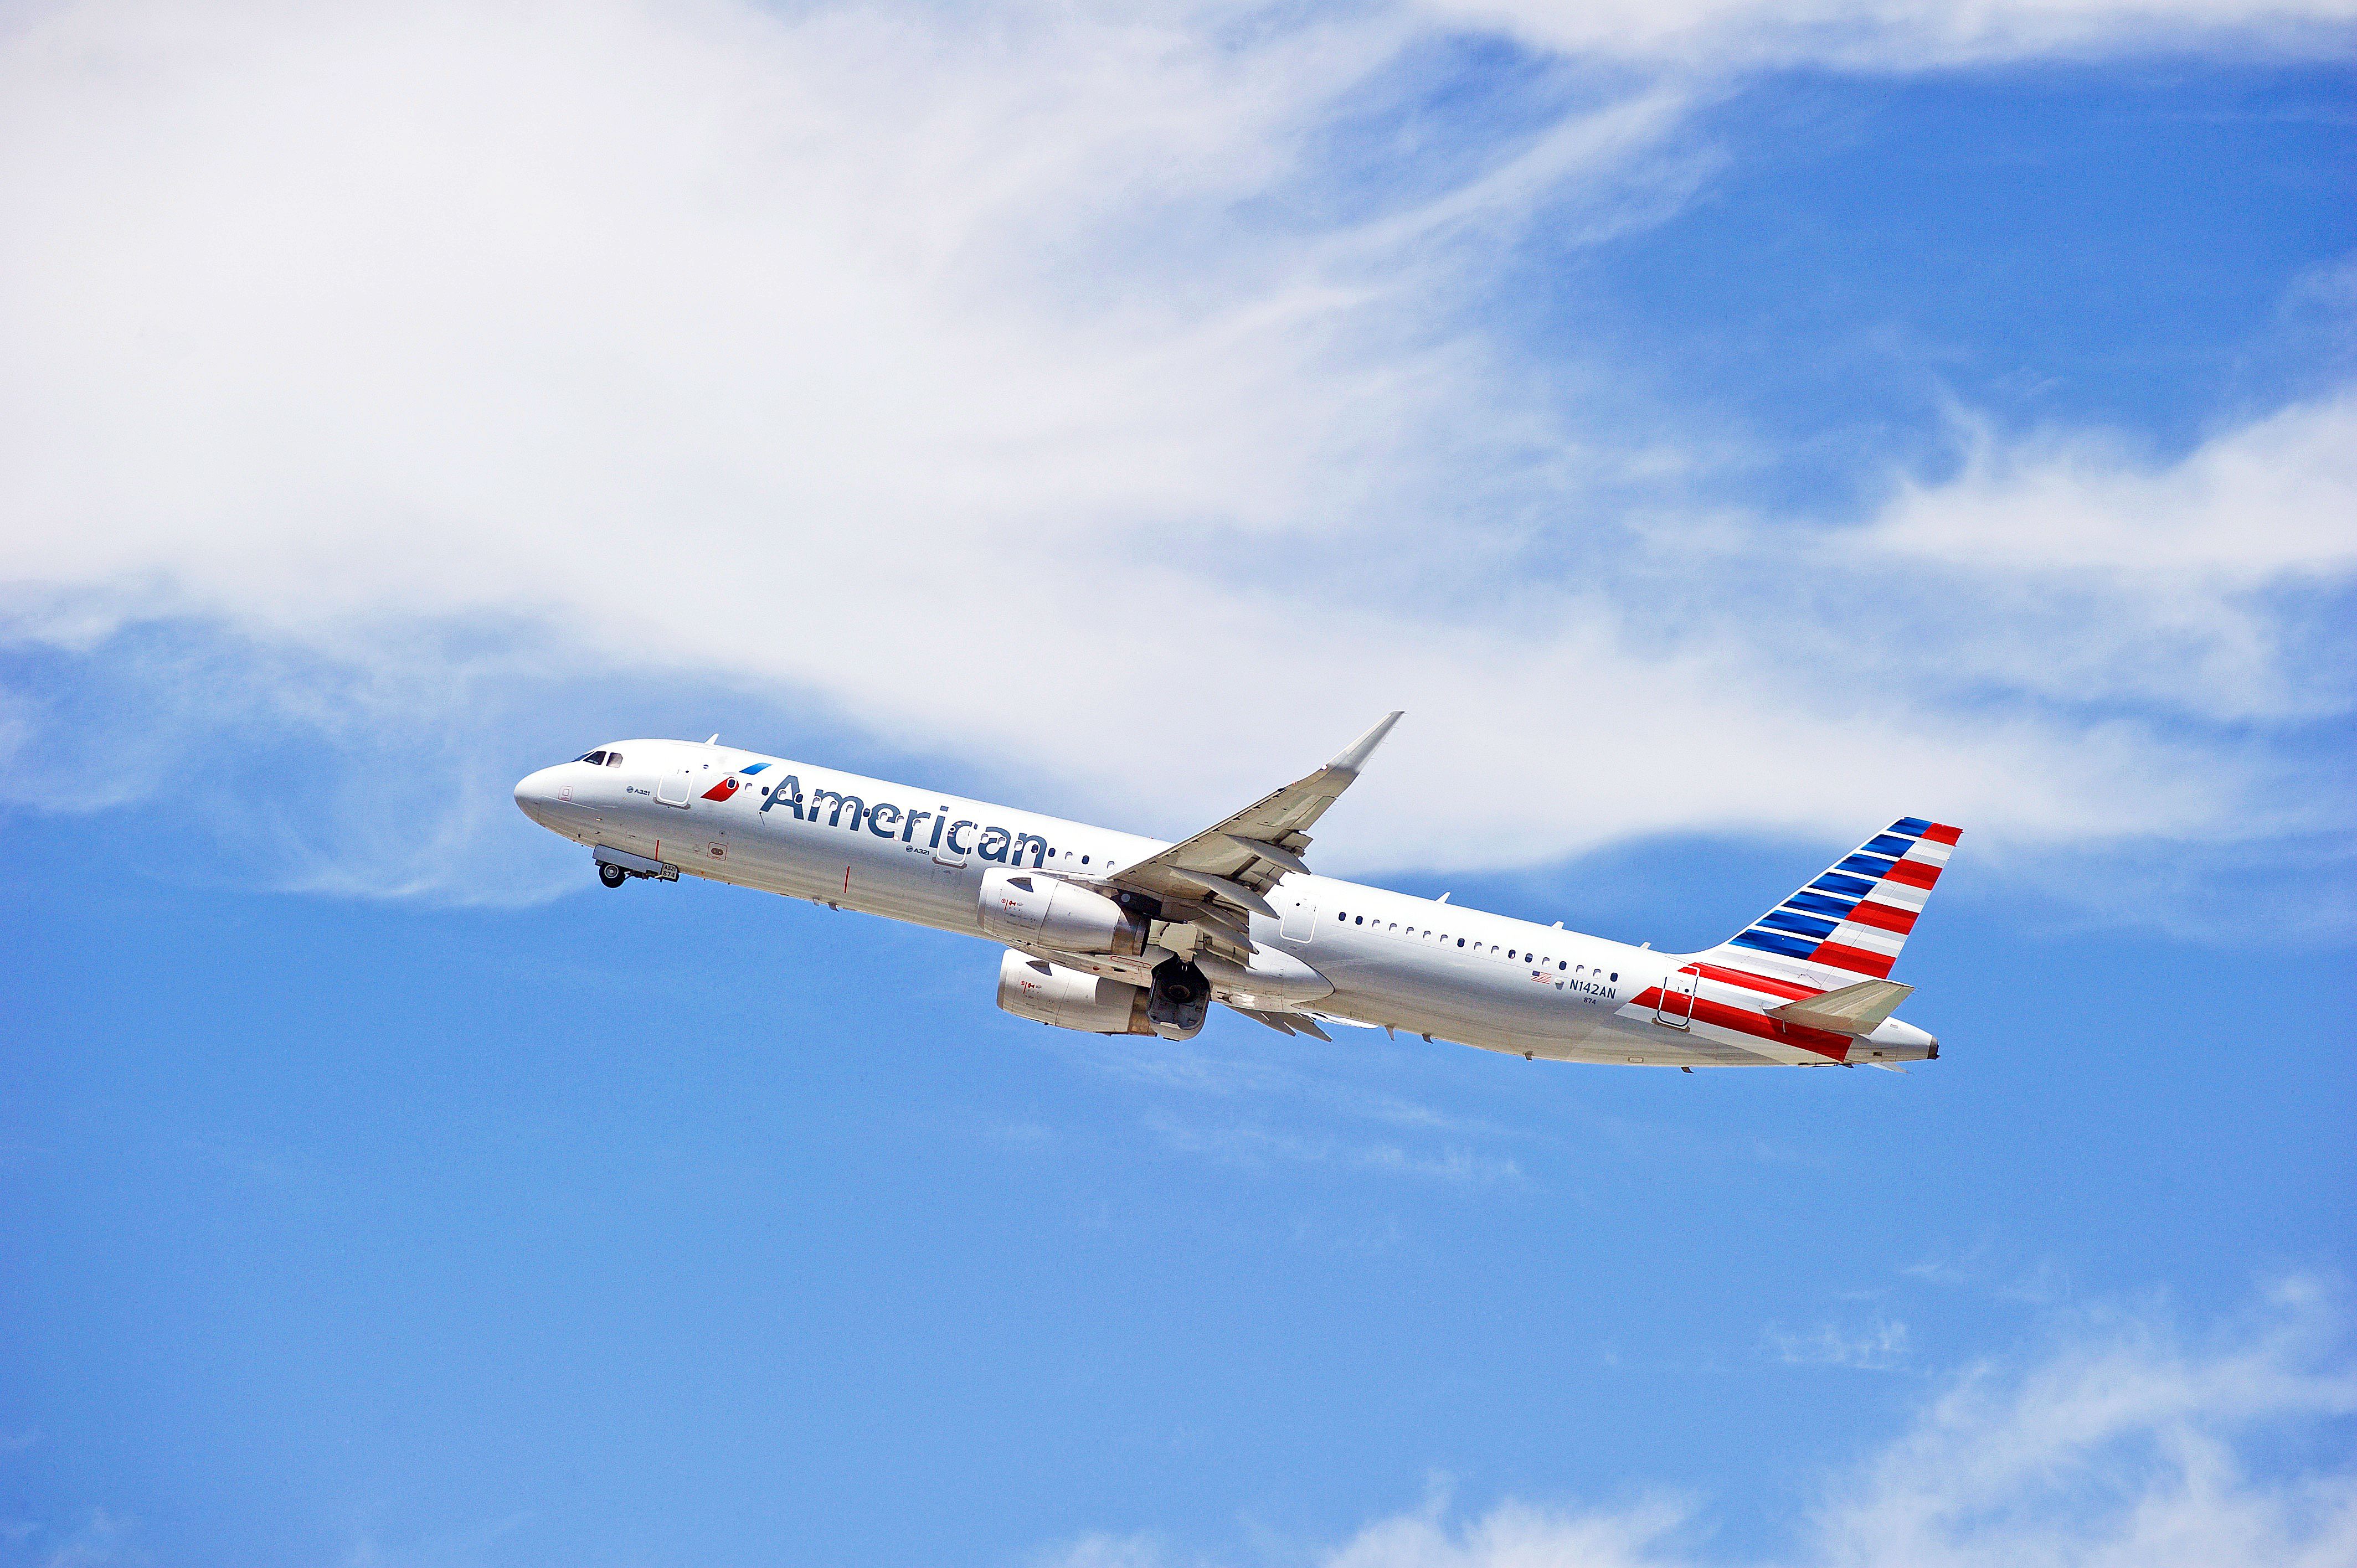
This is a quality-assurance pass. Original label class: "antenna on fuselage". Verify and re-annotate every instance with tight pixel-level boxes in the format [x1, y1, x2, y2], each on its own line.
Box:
[706, 734, 721, 745]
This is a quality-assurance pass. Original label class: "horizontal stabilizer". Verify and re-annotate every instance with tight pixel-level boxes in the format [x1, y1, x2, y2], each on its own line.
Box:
[1768, 978, 1913, 1035]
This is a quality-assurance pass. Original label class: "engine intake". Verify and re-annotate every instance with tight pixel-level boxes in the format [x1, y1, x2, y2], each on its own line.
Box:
[978, 868, 1151, 956]
[997, 950, 1154, 1035]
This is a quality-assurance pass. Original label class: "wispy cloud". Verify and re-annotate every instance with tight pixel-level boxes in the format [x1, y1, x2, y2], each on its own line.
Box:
[1857, 393, 2357, 725]
[1146, 1111, 1525, 1183]
[0, 1507, 137, 1568]
[1038, 1279, 2357, 1567]
[1765, 1314, 1912, 1370]
[1, 0, 2349, 911]
[1035, 1026, 1529, 1183]
[1434, 0, 2357, 69]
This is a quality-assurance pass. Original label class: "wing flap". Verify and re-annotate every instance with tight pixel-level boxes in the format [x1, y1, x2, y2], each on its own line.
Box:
[1221, 1002, 1298, 1036]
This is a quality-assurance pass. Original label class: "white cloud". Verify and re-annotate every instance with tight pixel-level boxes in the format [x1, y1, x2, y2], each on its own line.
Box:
[0, 0, 2349, 904]
[1872, 396, 2357, 582]
[1039, 1281, 2357, 1568]
[1813, 1279, 2357, 1568]
[1847, 396, 2357, 724]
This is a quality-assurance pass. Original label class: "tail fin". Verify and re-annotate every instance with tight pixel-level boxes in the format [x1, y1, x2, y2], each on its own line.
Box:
[1709, 818, 1962, 981]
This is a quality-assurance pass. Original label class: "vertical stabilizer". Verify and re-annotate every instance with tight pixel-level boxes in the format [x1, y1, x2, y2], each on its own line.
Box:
[1708, 818, 1961, 981]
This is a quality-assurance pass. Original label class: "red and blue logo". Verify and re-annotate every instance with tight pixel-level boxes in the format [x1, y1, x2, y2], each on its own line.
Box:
[700, 761, 769, 802]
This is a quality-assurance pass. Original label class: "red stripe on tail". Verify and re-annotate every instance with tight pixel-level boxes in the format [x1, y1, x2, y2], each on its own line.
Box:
[1691, 962, 1823, 1000]
[1809, 941, 1896, 978]
[1842, 900, 1918, 935]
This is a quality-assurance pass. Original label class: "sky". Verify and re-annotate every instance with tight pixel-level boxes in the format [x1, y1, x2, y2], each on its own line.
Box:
[2, 1, 2354, 1564]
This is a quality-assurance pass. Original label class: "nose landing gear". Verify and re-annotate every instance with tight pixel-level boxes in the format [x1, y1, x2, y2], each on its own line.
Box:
[592, 845, 678, 886]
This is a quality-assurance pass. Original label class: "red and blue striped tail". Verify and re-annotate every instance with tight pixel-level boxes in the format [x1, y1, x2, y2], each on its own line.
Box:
[1712, 818, 1962, 981]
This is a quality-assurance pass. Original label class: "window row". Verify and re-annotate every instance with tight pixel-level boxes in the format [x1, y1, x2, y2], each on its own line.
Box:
[1330, 910, 1614, 981]
[578, 750, 625, 768]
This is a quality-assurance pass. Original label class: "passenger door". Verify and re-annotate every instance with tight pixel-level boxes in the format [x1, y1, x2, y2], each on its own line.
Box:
[930, 835, 970, 898]
[656, 759, 697, 807]
[1279, 896, 1316, 943]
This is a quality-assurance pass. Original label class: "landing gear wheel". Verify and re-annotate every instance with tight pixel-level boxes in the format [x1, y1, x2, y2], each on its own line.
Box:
[598, 862, 628, 889]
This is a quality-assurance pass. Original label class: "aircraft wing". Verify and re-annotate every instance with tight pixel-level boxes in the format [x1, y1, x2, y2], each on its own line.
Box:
[1110, 711, 1401, 931]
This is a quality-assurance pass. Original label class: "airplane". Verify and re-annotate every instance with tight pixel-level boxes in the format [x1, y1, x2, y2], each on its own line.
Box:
[512, 715, 1953, 1069]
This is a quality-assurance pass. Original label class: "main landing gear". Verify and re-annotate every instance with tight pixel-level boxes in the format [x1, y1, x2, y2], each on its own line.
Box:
[599, 862, 629, 889]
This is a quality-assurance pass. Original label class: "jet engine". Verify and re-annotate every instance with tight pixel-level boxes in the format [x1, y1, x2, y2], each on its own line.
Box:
[994, 950, 1212, 1041]
[978, 869, 1151, 956]
[997, 950, 1154, 1035]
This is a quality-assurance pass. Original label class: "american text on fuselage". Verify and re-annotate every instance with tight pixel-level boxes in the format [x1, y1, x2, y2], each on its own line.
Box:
[513, 725, 1951, 1070]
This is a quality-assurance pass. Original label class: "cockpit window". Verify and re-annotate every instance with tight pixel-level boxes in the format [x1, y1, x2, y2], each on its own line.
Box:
[579, 751, 604, 765]
[603, 751, 623, 767]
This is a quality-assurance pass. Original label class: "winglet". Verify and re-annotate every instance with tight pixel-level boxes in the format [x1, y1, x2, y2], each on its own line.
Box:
[1328, 711, 1403, 775]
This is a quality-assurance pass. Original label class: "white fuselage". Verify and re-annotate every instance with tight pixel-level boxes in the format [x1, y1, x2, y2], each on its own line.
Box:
[514, 737, 1935, 1067]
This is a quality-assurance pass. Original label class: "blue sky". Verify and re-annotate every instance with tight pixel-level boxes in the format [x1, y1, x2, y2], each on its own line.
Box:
[2, 2, 2354, 1565]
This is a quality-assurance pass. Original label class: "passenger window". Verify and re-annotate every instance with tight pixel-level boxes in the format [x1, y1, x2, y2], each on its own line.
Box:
[1558, 961, 1566, 971]
[1082, 856, 1090, 864]
[1610, 972, 1618, 982]
[605, 752, 623, 767]
[1355, 916, 1364, 925]
[1456, 938, 1465, 947]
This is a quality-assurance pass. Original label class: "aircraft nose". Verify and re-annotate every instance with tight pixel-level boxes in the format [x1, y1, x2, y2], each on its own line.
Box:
[514, 766, 559, 825]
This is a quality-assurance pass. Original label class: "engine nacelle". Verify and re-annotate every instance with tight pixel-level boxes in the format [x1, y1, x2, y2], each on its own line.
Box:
[997, 949, 1154, 1035]
[977, 869, 1151, 956]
